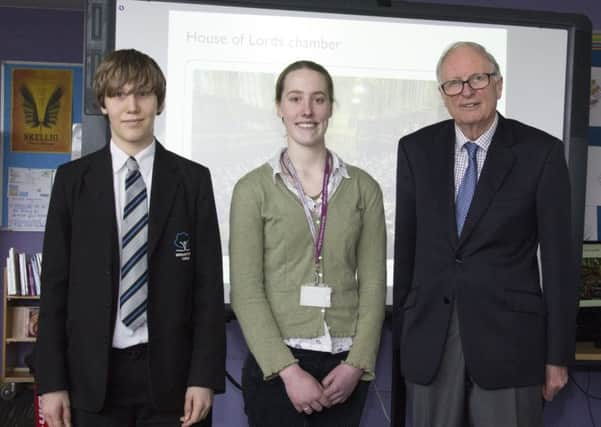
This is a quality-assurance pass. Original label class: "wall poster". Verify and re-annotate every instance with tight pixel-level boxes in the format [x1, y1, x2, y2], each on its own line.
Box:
[1, 61, 82, 230]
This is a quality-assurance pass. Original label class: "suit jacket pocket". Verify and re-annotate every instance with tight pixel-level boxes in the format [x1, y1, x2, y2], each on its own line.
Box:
[504, 288, 544, 316]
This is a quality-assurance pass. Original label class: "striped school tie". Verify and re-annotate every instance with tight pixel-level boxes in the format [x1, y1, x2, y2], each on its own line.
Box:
[120, 157, 149, 331]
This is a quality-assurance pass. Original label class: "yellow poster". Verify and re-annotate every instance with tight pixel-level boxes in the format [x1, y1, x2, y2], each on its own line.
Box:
[10, 68, 73, 153]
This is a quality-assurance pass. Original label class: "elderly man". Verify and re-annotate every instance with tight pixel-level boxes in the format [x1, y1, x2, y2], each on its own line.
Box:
[393, 41, 578, 427]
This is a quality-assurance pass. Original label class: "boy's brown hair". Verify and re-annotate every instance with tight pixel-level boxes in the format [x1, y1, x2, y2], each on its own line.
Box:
[94, 49, 166, 111]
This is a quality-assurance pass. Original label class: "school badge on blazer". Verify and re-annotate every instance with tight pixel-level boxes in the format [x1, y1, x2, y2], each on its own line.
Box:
[174, 232, 191, 261]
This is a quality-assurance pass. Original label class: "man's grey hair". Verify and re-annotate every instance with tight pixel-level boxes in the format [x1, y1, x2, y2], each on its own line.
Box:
[436, 41, 502, 83]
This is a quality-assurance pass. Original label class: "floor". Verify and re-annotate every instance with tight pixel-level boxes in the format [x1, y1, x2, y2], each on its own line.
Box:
[0, 385, 34, 426]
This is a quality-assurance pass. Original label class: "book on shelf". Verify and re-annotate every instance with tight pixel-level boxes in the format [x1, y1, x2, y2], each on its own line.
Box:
[27, 262, 35, 296]
[18, 252, 27, 296]
[31, 255, 41, 296]
[8, 306, 40, 339]
[6, 255, 14, 295]
[4, 248, 42, 296]
[6, 248, 18, 296]
[28, 307, 40, 338]
[9, 307, 29, 339]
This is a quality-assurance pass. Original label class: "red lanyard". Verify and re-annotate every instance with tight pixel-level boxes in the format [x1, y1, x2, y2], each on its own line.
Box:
[282, 150, 332, 281]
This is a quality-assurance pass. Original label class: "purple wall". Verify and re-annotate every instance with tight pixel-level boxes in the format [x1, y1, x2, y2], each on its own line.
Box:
[406, 0, 600, 28]
[0, 7, 83, 63]
[0, 6, 83, 255]
[0, 5, 83, 403]
[0, 3, 600, 427]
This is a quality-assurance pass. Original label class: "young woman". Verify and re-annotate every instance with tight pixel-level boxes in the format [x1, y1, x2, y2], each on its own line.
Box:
[230, 60, 386, 427]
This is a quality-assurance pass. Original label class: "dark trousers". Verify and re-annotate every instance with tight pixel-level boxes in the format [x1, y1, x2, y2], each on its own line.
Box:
[242, 348, 369, 427]
[72, 344, 210, 427]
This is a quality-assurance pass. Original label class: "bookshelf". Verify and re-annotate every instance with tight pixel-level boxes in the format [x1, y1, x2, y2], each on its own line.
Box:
[575, 342, 601, 361]
[2, 269, 38, 384]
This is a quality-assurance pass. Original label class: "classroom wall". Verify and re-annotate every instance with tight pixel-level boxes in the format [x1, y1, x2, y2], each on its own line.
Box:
[0, 4, 82, 401]
[404, 0, 599, 27]
[0, 2, 599, 426]
[0, 5, 84, 256]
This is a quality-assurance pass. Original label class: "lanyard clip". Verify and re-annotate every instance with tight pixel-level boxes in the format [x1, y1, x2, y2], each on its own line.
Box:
[314, 263, 322, 286]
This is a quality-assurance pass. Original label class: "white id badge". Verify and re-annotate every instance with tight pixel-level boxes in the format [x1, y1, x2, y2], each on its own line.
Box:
[300, 284, 332, 308]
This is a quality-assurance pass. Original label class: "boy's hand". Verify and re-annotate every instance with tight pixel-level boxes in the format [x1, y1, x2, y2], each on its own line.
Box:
[180, 386, 213, 426]
[41, 390, 71, 427]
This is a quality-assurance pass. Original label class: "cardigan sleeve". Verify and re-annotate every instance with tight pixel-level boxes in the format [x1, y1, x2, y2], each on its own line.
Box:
[343, 171, 387, 380]
[229, 173, 297, 379]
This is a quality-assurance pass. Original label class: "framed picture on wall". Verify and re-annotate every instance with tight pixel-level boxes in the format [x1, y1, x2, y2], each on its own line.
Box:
[9, 67, 73, 154]
[0, 61, 82, 231]
[581, 241, 601, 307]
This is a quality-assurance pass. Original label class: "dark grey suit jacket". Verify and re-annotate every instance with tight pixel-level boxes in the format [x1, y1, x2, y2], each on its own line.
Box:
[393, 115, 578, 389]
[36, 142, 225, 411]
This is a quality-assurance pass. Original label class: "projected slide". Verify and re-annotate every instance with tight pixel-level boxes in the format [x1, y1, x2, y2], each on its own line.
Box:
[188, 69, 449, 252]
[115, 0, 568, 291]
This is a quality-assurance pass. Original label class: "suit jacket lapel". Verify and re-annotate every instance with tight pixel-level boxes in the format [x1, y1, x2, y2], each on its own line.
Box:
[429, 121, 460, 249]
[441, 125, 460, 249]
[148, 142, 180, 257]
[458, 116, 516, 246]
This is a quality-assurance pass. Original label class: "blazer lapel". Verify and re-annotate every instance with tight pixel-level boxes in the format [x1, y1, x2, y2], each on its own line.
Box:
[147, 142, 180, 257]
[458, 116, 516, 246]
[81, 146, 119, 280]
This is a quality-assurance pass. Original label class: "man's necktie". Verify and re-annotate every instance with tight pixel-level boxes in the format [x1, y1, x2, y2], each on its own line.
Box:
[120, 157, 149, 331]
[456, 142, 478, 235]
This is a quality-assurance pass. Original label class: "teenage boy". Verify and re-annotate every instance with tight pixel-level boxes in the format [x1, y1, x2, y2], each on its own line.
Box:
[36, 49, 225, 427]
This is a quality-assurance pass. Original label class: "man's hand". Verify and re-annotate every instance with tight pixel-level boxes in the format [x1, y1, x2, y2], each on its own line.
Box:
[40, 390, 71, 427]
[279, 363, 326, 414]
[180, 386, 213, 427]
[321, 363, 363, 406]
[542, 364, 568, 401]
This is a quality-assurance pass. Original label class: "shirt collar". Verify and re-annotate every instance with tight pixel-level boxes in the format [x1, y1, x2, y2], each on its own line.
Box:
[454, 113, 498, 152]
[268, 148, 350, 183]
[110, 140, 156, 175]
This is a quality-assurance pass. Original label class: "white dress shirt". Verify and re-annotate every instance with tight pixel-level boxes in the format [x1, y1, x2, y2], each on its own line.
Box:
[110, 141, 155, 348]
[453, 113, 498, 197]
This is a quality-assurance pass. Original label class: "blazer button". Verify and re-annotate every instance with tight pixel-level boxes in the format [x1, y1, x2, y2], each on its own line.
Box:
[443, 297, 451, 304]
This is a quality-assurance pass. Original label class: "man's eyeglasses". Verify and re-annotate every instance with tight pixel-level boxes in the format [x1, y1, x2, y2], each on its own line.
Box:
[440, 72, 498, 96]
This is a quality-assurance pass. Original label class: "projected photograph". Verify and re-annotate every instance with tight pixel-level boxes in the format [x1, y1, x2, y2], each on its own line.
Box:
[188, 69, 448, 256]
